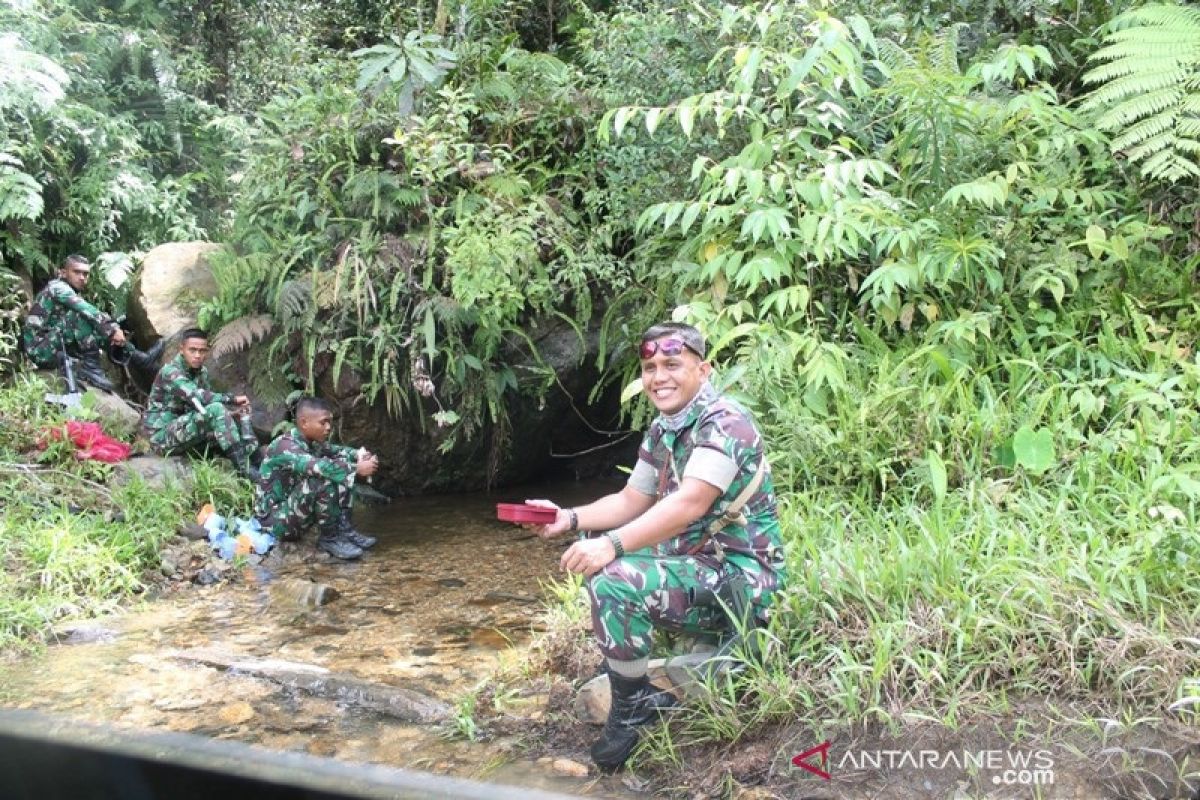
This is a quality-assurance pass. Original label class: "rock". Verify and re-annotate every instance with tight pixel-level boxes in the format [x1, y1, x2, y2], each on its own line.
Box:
[127, 242, 223, 346]
[201, 338, 289, 440]
[575, 656, 699, 725]
[178, 522, 208, 541]
[217, 702, 255, 725]
[575, 673, 611, 726]
[193, 566, 225, 586]
[111, 455, 193, 490]
[269, 579, 340, 609]
[171, 648, 451, 724]
[87, 389, 141, 439]
[551, 758, 590, 778]
[316, 314, 629, 494]
[48, 622, 119, 645]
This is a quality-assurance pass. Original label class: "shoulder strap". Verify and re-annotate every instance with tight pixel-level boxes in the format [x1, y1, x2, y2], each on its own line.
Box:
[685, 457, 768, 558]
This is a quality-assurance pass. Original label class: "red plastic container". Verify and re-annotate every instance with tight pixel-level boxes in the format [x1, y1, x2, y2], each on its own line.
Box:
[496, 503, 558, 524]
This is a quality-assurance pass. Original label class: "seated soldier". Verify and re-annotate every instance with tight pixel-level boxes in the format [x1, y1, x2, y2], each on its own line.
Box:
[528, 322, 787, 772]
[253, 396, 380, 561]
[141, 328, 259, 478]
[22, 254, 162, 392]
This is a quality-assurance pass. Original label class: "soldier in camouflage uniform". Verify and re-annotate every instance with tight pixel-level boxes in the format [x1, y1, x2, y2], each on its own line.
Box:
[529, 322, 786, 772]
[142, 329, 258, 477]
[253, 396, 380, 560]
[22, 255, 161, 392]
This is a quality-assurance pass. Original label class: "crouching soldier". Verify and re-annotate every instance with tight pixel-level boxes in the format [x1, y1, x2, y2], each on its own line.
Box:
[527, 322, 787, 772]
[142, 328, 259, 478]
[253, 396, 380, 560]
[22, 254, 162, 392]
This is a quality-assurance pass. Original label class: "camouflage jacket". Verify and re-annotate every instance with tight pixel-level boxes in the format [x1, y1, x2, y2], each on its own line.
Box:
[141, 353, 231, 437]
[254, 425, 359, 511]
[628, 382, 785, 581]
[22, 278, 118, 349]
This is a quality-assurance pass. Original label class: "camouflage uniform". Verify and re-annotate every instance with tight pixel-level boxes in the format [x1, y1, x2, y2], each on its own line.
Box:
[253, 425, 359, 540]
[21, 278, 119, 367]
[142, 354, 254, 456]
[587, 382, 786, 662]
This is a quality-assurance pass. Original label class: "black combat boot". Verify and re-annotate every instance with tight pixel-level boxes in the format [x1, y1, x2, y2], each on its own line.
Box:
[316, 523, 363, 560]
[126, 338, 164, 371]
[590, 673, 679, 772]
[338, 512, 376, 549]
[74, 349, 114, 392]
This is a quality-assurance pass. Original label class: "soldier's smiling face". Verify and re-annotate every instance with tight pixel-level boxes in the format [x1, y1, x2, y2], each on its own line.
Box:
[60, 261, 90, 292]
[297, 408, 333, 443]
[179, 337, 210, 370]
[639, 337, 711, 416]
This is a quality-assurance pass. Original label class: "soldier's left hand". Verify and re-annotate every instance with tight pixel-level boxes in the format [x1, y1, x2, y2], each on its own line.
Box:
[561, 536, 617, 577]
[232, 395, 251, 407]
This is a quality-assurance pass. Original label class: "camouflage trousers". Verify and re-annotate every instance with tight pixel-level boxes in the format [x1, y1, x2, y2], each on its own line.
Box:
[23, 313, 108, 368]
[149, 403, 253, 456]
[255, 478, 351, 540]
[586, 553, 771, 662]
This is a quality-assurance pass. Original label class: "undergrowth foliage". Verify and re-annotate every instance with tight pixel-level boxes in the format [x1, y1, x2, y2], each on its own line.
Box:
[0, 376, 251, 651]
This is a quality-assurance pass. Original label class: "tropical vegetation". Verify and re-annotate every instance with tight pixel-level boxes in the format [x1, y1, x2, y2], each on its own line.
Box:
[2, 0, 1200, 791]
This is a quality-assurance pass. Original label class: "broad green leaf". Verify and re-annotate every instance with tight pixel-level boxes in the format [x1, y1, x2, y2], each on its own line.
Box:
[645, 107, 663, 135]
[614, 107, 633, 138]
[620, 377, 644, 404]
[1013, 425, 1055, 474]
[678, 103, 696, 137]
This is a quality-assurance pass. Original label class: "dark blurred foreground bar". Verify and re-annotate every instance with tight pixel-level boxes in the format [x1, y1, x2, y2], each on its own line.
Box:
[0, 708, 582, 800]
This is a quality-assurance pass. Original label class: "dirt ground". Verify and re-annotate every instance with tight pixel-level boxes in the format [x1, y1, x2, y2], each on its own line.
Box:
[491, 668, 1200, 799]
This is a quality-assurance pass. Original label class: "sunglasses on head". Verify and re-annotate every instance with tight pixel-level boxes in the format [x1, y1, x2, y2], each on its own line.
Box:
[639, 337, 701, 359]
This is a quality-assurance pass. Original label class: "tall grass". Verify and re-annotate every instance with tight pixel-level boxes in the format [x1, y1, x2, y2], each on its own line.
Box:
[638, 310, 1200, 749]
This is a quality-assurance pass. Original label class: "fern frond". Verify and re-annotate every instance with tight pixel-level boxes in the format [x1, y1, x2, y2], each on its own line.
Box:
[0, 162, 43, 222]
[930, 23, 966, 75]
[1081, 3, 1200, 182]
[275, 279, 311, 324]
[876, 39, 916, 73]
[211, 314, 275, 360]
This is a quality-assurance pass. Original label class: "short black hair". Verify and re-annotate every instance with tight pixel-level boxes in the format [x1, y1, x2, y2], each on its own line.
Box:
[178, 328, 208, 344]
[63, 254, 90, 269]
[640, 322, 706, 359]
[295, 396, 332, 419]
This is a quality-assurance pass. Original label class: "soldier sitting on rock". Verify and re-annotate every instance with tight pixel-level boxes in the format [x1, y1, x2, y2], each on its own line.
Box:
[253, 396, 380, 561]
[141, 328, 259, 478]
[22, 254, 163, 392]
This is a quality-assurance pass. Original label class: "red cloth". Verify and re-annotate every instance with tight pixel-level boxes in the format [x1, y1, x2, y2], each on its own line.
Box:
[41, 421, 132, 463]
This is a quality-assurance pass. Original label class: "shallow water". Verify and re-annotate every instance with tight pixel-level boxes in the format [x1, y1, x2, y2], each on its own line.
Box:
[0, 480, 638, 797]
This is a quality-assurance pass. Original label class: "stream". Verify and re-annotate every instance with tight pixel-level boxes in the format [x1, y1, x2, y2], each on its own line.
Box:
[0, 479, 639, 798]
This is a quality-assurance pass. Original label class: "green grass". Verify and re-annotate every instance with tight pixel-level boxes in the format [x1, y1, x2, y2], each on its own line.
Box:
[0, 373, 252, 652]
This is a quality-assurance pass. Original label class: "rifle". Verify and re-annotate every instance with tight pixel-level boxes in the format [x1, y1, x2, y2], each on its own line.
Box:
[44, 332, 83, 409]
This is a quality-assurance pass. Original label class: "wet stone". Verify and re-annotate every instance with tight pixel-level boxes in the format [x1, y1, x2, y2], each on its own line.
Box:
[436, 578, 466, 588]
[269, 579, 340, 609]
[48, 622, 119, 645]
[217, 702, 255, 726]
[552, 758, 590, 778]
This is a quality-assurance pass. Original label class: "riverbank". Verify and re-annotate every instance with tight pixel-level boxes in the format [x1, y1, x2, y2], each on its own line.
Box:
[0, 374, 254, 652]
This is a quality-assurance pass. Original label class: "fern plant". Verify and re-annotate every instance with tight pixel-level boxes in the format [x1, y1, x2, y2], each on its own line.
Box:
[1081, 4, 1200, 183]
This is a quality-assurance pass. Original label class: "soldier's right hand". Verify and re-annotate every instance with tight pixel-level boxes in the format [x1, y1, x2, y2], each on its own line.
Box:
[524, 499, 571, 539]
[356, 457, 379, 478]
[110, 329, 127, 347]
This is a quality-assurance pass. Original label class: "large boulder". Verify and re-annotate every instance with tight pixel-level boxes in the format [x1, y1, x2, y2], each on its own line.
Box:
[127, 242, 224, 347]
